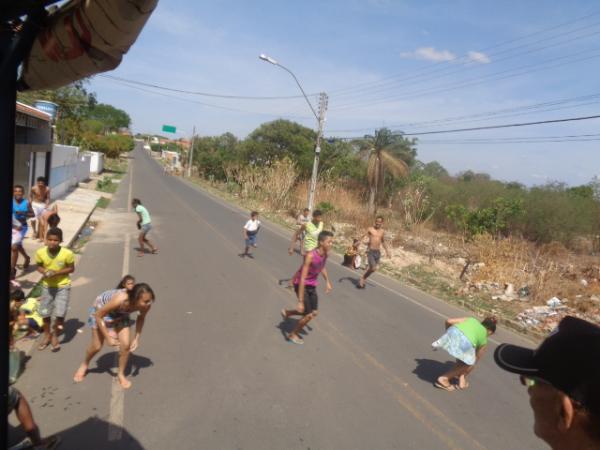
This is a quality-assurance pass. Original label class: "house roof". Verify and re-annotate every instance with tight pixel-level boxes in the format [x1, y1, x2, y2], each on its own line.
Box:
[16, 102, 52, 121]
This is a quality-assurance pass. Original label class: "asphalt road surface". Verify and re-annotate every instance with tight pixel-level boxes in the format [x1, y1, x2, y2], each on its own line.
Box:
[9, 144, 546, 449]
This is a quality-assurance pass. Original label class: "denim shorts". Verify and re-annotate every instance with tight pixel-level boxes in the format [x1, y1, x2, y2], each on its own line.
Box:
[38, 286, 71, 318]
[141, 223, 152, 235]
[245, 233, 257, 247]
[8, 386, 20, 414]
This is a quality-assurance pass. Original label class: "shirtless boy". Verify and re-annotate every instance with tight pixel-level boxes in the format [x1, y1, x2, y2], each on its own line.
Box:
[357, 216, 391, 289]
[29, 177, 50, 241]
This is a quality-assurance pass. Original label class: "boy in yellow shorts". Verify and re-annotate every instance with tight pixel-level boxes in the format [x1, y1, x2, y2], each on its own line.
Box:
[35, 227, 75, 351]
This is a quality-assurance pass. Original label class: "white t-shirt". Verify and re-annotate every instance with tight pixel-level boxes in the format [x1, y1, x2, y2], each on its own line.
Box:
[244, 219, 261, 233]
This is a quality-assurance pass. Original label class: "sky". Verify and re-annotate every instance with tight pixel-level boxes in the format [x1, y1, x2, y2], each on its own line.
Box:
[88, 0, 600, 186]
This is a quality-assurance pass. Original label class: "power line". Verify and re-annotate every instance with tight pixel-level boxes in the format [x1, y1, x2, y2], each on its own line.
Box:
[330, 24, 600, 105]
[326, 11, 600, 98]
[98, 74, 318, 101]
[327, 92, 600, 133]
[99, 76, 315, 121]
[332, 114, 600, 138]
[331, 49, 600, 111]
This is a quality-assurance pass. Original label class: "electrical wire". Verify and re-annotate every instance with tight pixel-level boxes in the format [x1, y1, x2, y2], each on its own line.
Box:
[332, 114, 600, 138]
[98, 74, 319, 100]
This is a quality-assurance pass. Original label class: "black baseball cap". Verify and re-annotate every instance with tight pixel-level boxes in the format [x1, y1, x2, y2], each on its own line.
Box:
[494, 316, 600, 415]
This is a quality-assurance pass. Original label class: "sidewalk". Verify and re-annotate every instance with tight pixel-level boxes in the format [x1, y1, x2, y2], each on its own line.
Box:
[12, 186, 105, 354]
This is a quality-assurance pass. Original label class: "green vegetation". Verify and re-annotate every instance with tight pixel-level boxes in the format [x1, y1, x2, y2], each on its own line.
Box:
[17, 81, 134, 158]
[96, 176, 118, 194]
[187, 119, 600, 250]
[96, 197, 111, 209]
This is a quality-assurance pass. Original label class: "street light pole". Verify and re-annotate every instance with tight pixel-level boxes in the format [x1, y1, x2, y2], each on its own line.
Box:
[307, 93, 328, 212]
[259, 54, 328, 212]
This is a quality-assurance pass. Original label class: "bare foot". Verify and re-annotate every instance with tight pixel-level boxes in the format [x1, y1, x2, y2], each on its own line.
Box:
[118, 375, 132, 389]
[73, 364, 88, 382]
[458, 375, 469, 390]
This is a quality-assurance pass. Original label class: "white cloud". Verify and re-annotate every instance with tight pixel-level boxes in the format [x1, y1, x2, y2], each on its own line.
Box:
[467, 51, 491, 64]
[401, 47, 455, 62]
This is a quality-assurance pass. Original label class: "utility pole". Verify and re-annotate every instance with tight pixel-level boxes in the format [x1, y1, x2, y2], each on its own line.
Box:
[187, 125, 195, 178]
[307, 92, 328, 213]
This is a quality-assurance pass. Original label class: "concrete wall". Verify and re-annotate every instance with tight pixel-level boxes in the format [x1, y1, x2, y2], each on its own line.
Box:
[77, 153, 91, 183]
[49, 144, 80, 199]
[88, 151, 104, 174]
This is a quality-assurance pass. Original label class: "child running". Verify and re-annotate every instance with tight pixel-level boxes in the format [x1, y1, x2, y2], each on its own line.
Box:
[132, 198, 157, 257]
[35, 227, 75, 352]
[281, 231, 334, 345]
[242, 211, 261, 258]
[73, 277, 154, 389]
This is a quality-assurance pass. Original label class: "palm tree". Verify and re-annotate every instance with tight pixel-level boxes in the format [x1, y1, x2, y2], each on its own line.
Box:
[354, 128, 413, 214]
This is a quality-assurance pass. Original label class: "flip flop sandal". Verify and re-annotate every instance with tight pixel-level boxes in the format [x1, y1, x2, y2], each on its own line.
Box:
[38, 340, 50, 351]
[458, 382, 470, 390]
[287, 335, 304, 345]
[434, 381, 456, 392]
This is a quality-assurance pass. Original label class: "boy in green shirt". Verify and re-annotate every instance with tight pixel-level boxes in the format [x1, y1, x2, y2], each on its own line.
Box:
[35, 227, 75, 351]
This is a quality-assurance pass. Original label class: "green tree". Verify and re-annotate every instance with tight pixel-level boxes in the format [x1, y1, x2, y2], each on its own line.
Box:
[353, 128, 412, 214]
[87, 103, 131, 132]
[241, 120, 315, 174]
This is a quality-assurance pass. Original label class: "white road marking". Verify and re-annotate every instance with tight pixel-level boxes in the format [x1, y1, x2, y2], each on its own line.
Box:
[108, 163, 134, 441]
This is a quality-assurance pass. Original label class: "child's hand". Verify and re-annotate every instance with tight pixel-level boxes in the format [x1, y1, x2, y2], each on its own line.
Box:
[296, 301, 305, 314]
[325, 282, 333, 293]
[44, 270, 55, 279]
[130, 337, 139, 352]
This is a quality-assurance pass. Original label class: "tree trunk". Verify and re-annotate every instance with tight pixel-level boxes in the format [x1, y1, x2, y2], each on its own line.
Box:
[368, 185, 376, 214]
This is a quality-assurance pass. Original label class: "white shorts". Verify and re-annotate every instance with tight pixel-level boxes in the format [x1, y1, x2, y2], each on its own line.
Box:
[32, 201, 46, 219]
[12, 228, 23, 246]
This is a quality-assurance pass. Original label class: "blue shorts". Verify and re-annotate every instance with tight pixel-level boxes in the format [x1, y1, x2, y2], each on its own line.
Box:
[245, 234, 257, 247]
[141, 223, 152, 235]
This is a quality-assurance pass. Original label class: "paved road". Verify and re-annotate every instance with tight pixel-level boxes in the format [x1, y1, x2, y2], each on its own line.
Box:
[10, 145, 545, 449]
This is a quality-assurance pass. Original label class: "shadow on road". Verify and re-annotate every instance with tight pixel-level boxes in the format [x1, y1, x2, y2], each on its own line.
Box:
[276, 319, 310, 341]
[337, 276, 363, 288]
[60, 318, 85, 345]
[412, 358, 455, 384]
[87, 352, 154, 378]
[9, 417, 146, 449]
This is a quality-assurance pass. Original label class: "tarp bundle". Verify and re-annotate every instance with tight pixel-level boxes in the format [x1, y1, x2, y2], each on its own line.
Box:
[18, 0, 158, 90]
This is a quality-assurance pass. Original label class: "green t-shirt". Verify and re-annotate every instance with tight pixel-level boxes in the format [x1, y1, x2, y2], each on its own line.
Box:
[456, 317, 488, 349]
[135, 205, 151, 225]
[303, 221, 324, 251]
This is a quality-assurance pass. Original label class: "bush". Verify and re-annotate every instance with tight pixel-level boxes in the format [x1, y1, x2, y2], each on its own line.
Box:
[316, 201, 335, 215]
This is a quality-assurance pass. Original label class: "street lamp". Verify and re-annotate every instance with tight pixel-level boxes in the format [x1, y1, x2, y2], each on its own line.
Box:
[259, 53, 328, 213]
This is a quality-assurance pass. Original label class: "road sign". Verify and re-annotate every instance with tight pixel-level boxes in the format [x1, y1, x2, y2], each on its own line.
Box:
[162, 125, 176, 133]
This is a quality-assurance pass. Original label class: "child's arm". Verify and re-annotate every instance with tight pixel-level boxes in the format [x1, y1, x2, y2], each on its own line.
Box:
[130, 309, 149, 351]
[445, 317, 467, 329]
[321, 267, 333, 293]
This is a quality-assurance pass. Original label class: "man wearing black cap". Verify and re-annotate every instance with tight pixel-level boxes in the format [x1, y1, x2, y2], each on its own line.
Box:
[494, 316, 600, 450]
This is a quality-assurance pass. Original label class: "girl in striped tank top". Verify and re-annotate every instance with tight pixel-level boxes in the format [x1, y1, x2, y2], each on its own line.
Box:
[74, 276, 156, 389]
